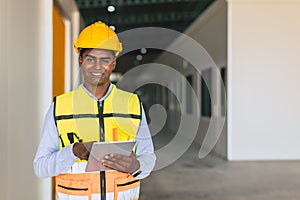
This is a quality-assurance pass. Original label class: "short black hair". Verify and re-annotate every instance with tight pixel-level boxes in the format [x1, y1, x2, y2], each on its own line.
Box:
[79, 48, 116, 58]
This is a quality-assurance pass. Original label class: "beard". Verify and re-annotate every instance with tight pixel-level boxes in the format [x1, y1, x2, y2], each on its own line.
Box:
[96, 75, 110, 86]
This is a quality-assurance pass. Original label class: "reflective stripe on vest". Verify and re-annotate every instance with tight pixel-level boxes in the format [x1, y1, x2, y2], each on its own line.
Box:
[53, 84, 142, 200]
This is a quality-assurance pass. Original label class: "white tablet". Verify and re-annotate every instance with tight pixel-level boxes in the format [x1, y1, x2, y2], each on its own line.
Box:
[85, 141, 136, 172]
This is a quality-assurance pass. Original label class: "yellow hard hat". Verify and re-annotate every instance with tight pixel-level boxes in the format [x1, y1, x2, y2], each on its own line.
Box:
[74, 21, 122, 56]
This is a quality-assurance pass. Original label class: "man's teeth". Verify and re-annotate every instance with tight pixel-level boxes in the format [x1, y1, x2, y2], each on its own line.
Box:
[92, 73, 102, 76]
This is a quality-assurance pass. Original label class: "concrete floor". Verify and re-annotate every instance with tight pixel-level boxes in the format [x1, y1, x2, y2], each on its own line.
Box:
[140, 142, 300, 200]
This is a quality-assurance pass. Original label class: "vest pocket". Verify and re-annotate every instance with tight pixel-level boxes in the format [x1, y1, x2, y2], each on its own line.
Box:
[114, 176, 140, 200]
[116, 179, 140, 187]
[56, 175, 91, 197]
[57, 184, 88, 191]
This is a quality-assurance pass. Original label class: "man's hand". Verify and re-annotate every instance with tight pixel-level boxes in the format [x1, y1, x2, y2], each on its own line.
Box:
[102, 153, 140, 174]
[73, 141, 95, 160]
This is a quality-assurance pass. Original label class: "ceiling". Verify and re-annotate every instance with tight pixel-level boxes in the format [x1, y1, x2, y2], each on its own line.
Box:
[75, 0, 215, 33]
[74, 0, 215, 73]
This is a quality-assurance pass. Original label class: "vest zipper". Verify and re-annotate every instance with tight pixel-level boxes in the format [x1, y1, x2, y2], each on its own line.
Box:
[98, 101, 105, 142]
[98, 101, 106, 200]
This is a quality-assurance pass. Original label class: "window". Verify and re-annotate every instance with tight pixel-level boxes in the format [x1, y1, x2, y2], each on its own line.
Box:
[201, 69, 212, 117]
[186, 75, 193, 114]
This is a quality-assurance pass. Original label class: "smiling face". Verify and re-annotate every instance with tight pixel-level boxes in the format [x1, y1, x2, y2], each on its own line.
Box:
[79, 48, 116, 93]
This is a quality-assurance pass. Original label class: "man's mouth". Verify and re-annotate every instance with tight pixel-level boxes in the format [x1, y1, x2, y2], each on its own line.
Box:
[91, 72, 104, 76]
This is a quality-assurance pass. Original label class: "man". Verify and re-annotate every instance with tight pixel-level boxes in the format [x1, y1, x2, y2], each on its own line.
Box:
[34, 21, 156, 200]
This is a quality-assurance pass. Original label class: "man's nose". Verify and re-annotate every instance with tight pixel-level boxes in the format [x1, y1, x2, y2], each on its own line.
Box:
[95, 60, 102, 69]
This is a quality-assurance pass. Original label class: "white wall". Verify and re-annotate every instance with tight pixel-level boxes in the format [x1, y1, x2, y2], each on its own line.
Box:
[227, 0, 300, 160]
[0, 0, 9, 199]
[0, 0, 81, 199]
[0, 0, 52, 199]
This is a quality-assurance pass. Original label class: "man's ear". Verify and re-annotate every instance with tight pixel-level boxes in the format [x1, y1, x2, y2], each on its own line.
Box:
[78, 56, 83, 66]
[111, 60, 116, 70]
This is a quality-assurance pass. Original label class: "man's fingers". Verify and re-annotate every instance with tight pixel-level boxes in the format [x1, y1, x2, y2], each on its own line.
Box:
[103, 154, 131, 168]
[73, 142, 95, 160]
[102, 159, 128, 172]
[83, 151, 90, 160]
[102, 153, 139, 173]
[104, 154, 131, 162]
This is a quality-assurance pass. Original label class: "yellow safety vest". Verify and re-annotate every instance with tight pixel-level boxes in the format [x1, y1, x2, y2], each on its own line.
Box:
[53, 84, 142, 200]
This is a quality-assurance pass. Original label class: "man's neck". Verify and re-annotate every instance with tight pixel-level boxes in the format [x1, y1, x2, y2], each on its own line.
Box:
[84, 82, 110, 100]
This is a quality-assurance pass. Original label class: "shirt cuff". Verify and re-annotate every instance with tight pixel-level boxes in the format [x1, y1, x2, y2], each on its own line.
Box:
[62, 143, 78, 162]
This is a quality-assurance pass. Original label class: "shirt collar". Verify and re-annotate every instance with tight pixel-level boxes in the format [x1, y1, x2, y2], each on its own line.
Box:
[81, 83, 113, 101]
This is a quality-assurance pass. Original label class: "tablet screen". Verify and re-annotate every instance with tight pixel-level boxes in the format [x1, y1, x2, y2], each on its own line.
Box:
[85, 141, 136, 172]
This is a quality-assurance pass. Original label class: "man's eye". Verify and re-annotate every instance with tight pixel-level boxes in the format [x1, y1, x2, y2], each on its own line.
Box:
[86, 57, 94, 63]
[101, 59, 111, 64]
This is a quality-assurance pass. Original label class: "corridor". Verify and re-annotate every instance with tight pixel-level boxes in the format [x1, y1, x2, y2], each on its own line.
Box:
[1, 0, 300, 199]
[141, 140, 300, 200]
